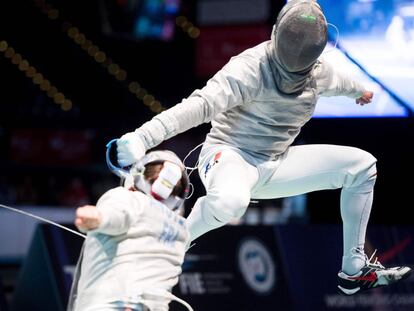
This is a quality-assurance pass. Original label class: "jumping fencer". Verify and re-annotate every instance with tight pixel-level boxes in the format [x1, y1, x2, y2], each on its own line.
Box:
[116, 0, 411, 295]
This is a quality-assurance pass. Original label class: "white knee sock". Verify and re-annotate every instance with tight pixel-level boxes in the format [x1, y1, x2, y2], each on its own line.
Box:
[340, 188, 373, 275]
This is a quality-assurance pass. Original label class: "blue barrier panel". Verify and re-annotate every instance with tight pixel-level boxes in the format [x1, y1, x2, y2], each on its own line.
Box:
[174, 225, 293, 310]
[10, 224, 83, 311]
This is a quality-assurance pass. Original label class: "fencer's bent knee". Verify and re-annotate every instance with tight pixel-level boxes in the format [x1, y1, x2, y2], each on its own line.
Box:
[358, 150, 377, 181]
[345, 149, 377, 192]
[206, 190, 251, 223]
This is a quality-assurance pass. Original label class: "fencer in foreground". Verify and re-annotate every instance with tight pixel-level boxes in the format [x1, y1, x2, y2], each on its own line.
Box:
[67, 150, 192, 311]
[116, 0, 411, 295]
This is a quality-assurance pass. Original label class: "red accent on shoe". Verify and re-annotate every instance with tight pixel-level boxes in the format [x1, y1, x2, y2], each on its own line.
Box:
[348, 272, 377, 282]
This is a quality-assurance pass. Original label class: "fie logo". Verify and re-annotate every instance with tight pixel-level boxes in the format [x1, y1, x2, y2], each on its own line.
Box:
[238, 238, 276, 294]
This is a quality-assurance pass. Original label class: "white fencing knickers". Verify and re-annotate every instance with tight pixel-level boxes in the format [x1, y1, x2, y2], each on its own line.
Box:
[186, 143, 377, 274]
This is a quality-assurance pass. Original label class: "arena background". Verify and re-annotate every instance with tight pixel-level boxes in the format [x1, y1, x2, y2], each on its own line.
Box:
[0, 0, 414, 310]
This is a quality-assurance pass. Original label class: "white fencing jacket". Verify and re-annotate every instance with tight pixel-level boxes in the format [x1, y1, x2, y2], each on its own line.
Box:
[136, 41, 365, 160]
[69, 187, 189, 311]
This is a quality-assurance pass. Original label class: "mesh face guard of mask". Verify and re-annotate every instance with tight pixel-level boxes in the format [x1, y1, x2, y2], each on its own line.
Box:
[273, 0, 328, 73]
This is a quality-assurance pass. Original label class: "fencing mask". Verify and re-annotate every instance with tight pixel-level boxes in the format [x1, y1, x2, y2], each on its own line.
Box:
[270, 0, 328, 93]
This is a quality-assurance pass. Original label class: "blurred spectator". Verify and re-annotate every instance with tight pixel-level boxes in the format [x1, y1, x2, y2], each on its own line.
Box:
[39, 176, 60, 206]
[15, 176, 38, 205]
[279, 194, 309, 224]
[237, 196, 309, 225]
[385, 13, 414, 63]
[0, 176, 16, 205]
[59, 177, 90, 207]
[90, 175, 118, 203]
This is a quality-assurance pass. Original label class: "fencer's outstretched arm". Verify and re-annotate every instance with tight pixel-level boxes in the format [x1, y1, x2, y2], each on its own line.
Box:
[75, 205, 101, 232]
[117, 57, 259, 167]
[75, 187, 140, 236]
[315, 58, 371, 100]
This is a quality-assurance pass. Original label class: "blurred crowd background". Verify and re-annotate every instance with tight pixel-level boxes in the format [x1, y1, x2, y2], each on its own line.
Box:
[1, 0, 414, 224]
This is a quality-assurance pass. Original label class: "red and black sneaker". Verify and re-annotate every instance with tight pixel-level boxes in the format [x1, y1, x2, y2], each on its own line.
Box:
[337, 250, 412, 295]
